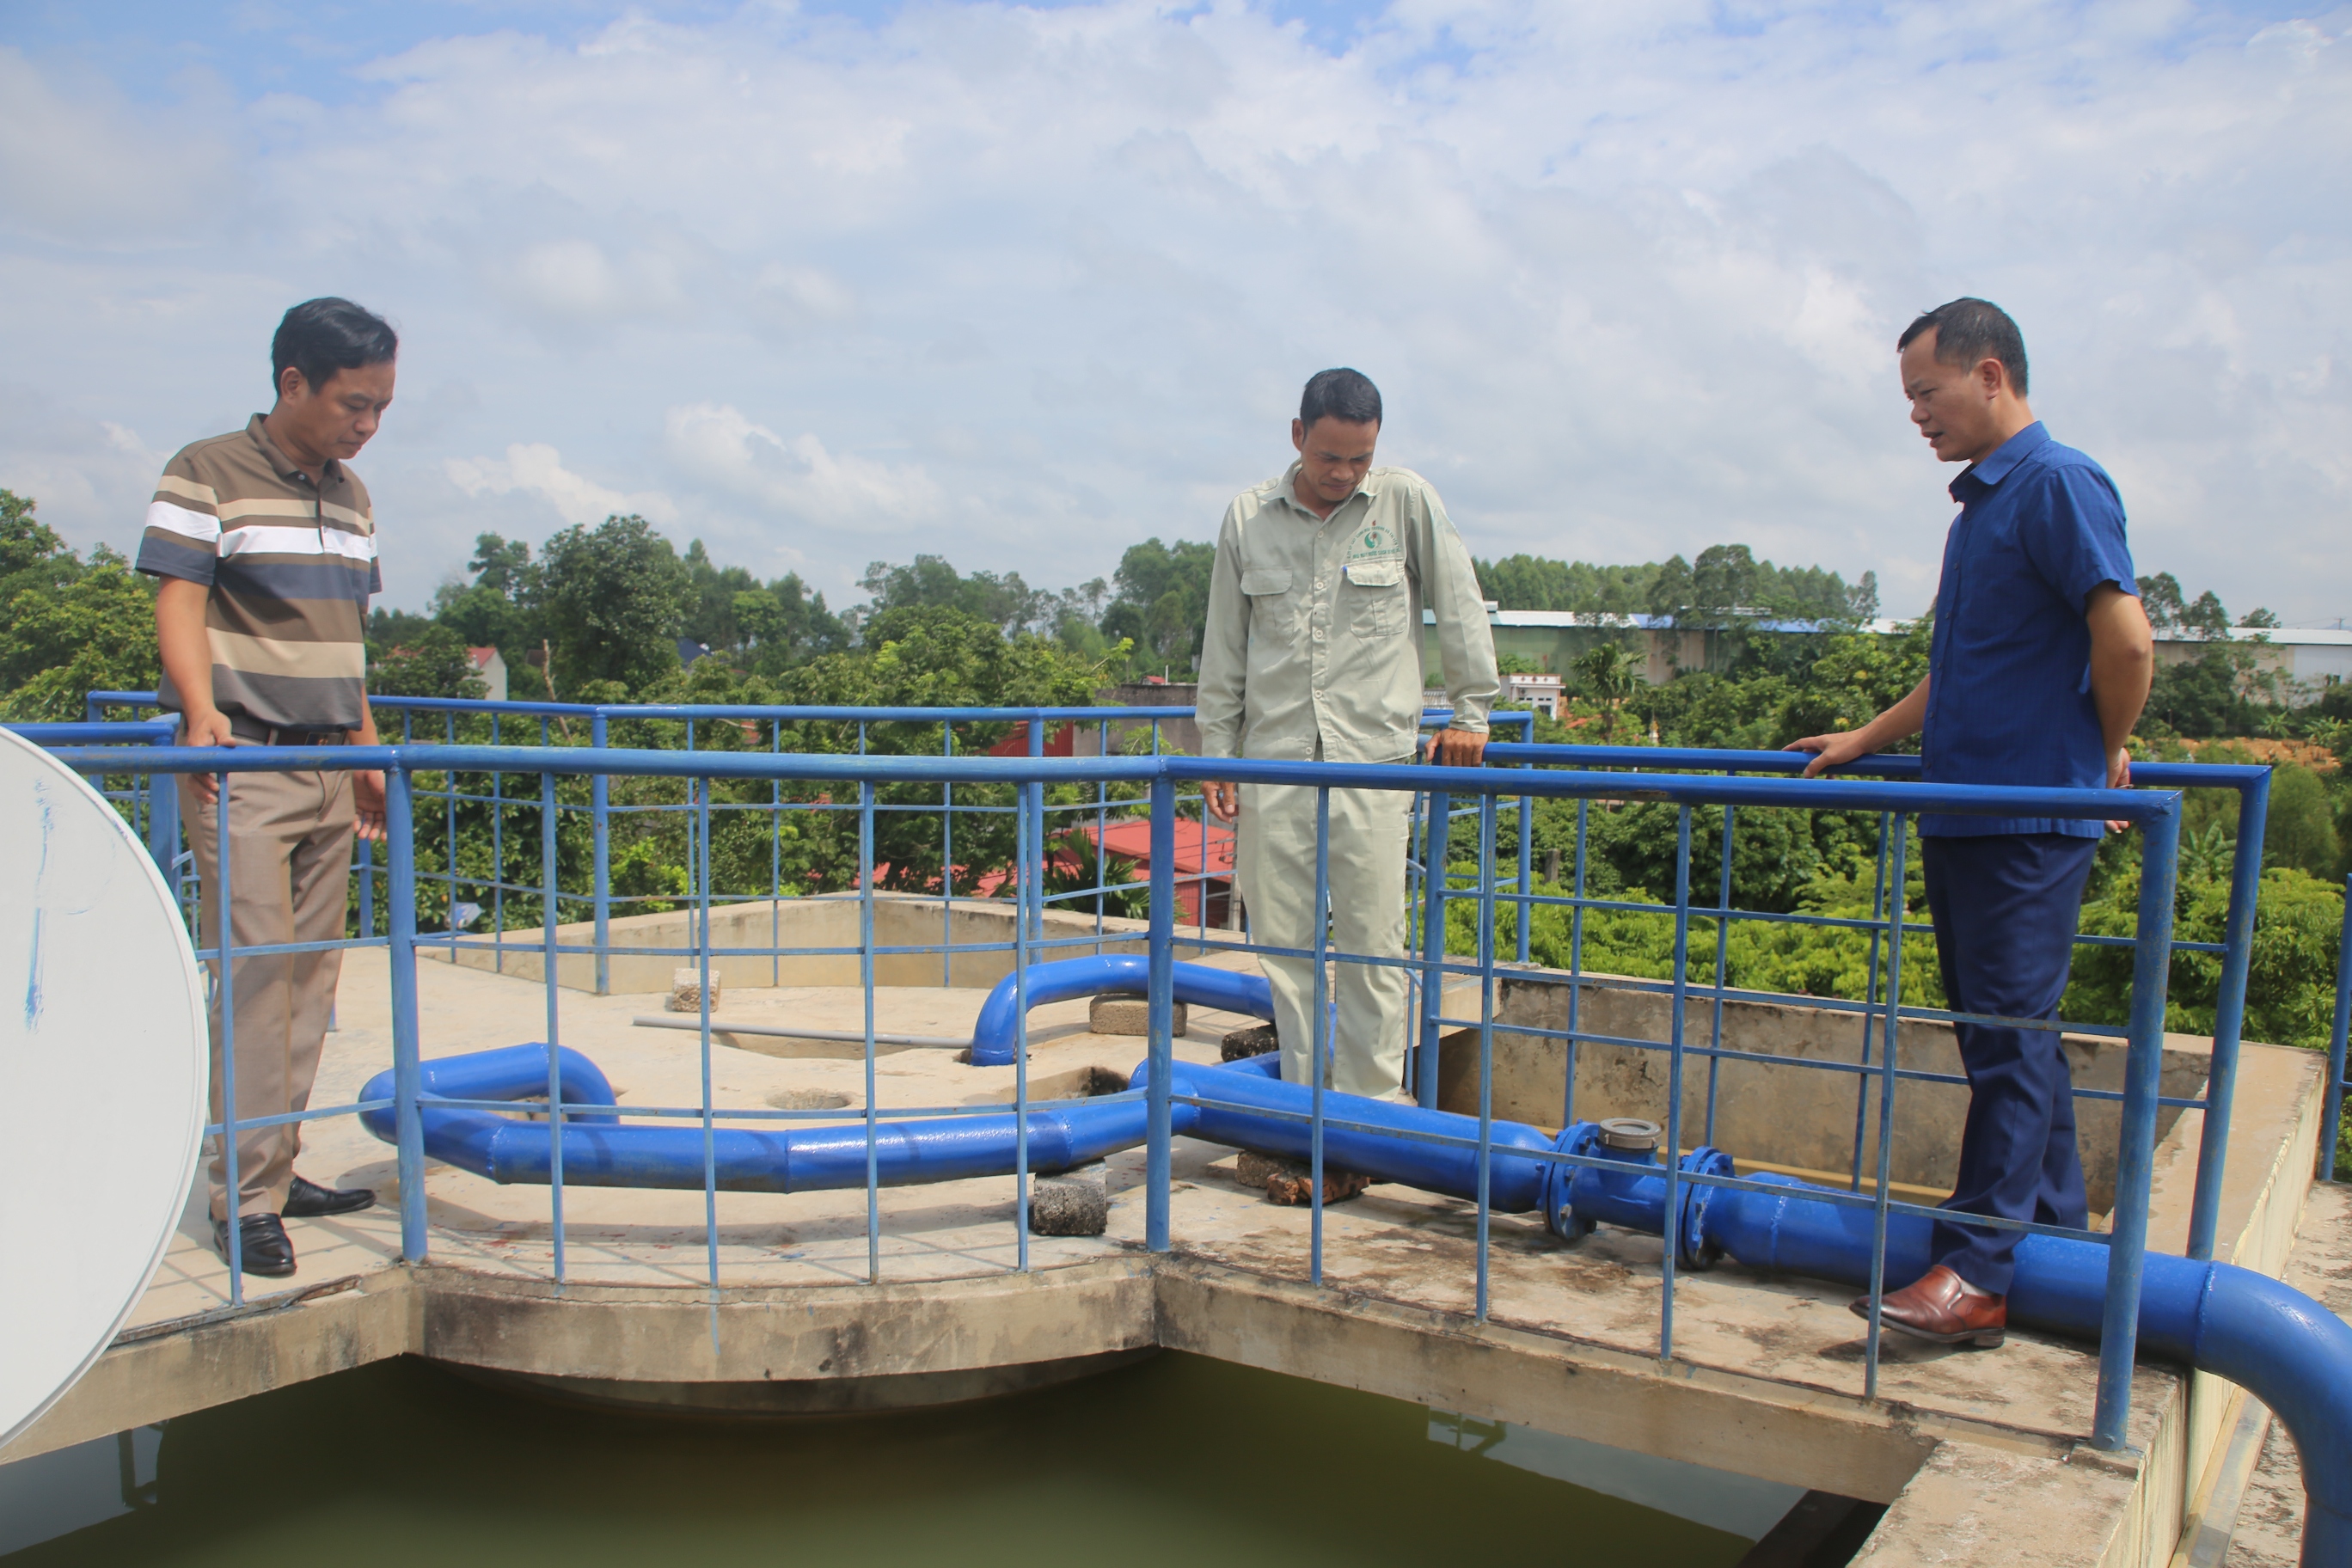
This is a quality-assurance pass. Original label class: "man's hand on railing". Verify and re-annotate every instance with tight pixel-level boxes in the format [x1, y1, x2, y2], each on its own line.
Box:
[354, 770, 388, 842]
[2106, 745, 2132, 835]
[1424, 727, 1488, 769]
[1204, 781, 1240, 823]
[1785, 729, 1872, 778]
[178, 707, 234, 806]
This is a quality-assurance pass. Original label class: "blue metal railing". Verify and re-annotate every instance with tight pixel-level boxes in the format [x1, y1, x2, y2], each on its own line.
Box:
[28, 701, 2224, 1457]
[2327, 874, 2350, 1185]
[1473, 741, 2274, 1265]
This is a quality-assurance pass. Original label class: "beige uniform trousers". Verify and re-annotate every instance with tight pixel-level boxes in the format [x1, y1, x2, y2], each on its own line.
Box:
[181, 755, 354, 1221]
[1234, 753, 1413, 1099]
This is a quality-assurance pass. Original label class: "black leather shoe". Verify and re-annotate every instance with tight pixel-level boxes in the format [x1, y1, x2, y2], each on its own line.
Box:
[213, 1214, 296, 1277]
[284, 1173, 375, 1217]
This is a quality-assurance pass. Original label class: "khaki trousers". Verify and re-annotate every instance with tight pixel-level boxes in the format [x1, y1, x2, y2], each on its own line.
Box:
[181, 756, 354, 1220]
[1233, 755, 1412, 1099]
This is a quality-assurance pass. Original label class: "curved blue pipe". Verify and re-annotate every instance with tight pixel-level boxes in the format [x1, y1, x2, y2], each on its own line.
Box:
[965, 957, 1277, 1066]
[360, 1044, 1163, 1191]
[367, 1044, 2349, 1560]
[1553, 1145, 2352, 1567]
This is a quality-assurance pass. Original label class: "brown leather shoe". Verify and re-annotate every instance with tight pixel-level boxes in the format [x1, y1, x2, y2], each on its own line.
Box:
[1849, 1265, 2006, 1347]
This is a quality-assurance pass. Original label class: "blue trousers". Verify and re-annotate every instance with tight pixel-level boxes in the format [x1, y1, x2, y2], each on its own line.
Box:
[1920, 833, 2100, 1294]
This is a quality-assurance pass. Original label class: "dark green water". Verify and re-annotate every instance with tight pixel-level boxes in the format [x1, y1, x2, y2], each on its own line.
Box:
[1, 1354, 1768, 1566]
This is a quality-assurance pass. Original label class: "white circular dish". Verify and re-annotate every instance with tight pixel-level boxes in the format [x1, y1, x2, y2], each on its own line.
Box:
[0, 728, 207, 1449]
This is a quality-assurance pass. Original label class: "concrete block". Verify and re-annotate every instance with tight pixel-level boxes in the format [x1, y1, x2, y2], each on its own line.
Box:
[1222, 1024, 1278, 1061]
[666, 967, 720, 1014]
[1089, 995, 1185, 1036]
[1028, 1164, 1110, 1235]
[1236, 1149, 1370, 1204]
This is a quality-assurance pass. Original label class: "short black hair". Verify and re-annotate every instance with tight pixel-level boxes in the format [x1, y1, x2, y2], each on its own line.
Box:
[271, 297, 398, 396]
[1299, 367, 1381, 429]
[1898, 298, 2027, 397]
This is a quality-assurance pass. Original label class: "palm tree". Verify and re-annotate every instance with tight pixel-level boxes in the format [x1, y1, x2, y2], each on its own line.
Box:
[1575, 642, 1638, 741]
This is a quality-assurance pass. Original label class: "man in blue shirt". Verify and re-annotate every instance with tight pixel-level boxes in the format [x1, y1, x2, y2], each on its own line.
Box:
[1788, 298, 2154, 1347]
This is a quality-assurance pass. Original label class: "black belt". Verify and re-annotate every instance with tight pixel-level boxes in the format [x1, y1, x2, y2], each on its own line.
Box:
[226, 717, 350, 746]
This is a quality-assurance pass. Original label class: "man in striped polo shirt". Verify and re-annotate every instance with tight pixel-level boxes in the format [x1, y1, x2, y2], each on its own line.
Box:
[138, 297, 397, 1277]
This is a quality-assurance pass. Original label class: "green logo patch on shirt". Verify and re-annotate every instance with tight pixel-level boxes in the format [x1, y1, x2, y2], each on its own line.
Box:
[1346, 519, 1401, 564]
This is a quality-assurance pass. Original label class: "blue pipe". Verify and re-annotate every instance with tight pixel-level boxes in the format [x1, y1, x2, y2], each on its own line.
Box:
[363, 1039, 2349, 1559]
[1564, 1159, 2352, 1567]
[965, 956, 1279, 1066]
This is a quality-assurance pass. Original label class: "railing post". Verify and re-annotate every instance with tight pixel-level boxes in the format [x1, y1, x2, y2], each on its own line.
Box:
[542, 767, 566, 1284]
[1146, 773, 1176, 1253]
[1515, 727, 1533, 965]
[2186, 769, 2269, 1259]
[591, 712, 611, 995]
[1026, 715, 1046, 941]
[217, 773, 243, 1303]
[385, 763, 428, 1265]
[2323, 874, 2350, 1184]
[2092, 796, 2182, 1450]
[144, 735, 179, 877]
[1417, 789, 1452, 1108]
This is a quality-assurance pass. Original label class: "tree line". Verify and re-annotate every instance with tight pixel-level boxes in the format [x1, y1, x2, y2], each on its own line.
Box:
[5, 484, 2348, 1173]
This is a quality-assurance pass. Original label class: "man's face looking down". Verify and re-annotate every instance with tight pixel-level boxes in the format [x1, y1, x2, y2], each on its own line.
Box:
[275, 360, 398, 469]
[1290, 416, 1378, 511]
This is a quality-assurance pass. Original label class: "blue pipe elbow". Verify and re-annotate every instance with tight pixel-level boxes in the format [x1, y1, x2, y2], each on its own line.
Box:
[966, 957, 1276, 1065]
[358, 1043, 622, 1139]
[1654, 1173, 2352, 1565]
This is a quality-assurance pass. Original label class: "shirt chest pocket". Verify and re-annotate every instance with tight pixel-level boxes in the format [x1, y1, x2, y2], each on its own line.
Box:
[1241, 568, 1297, 634]
[1343, 558, 1406, 638]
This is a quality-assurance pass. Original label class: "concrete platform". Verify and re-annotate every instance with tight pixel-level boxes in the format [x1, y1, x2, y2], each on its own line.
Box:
[2, 930, 2335, 1568]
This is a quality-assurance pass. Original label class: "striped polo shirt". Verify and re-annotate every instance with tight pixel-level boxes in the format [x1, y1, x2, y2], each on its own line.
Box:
[135, 414, 380, 731]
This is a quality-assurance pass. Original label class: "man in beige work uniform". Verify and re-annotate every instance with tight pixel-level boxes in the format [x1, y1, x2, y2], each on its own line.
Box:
[1198, 369, 1500, 1099]
[138, 298, 397, 1277]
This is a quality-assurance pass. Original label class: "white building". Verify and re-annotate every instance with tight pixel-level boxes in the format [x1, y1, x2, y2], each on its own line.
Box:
[468, 646, 508, 702]
[1501, 671, 1565, 718]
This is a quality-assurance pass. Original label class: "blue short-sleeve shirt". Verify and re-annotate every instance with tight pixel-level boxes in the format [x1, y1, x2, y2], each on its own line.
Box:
[1920, 422, 2136, 839]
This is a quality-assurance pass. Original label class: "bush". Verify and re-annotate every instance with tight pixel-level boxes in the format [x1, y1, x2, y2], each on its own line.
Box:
[2067, 864, 2344, 1047]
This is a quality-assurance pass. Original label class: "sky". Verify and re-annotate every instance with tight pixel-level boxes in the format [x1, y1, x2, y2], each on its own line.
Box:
[1, 0, 2346, 623]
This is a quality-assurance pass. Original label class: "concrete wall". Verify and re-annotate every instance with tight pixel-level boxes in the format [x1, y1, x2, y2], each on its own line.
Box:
[429, 896, 1242, 995]
[1435, 971, 2210, 1214]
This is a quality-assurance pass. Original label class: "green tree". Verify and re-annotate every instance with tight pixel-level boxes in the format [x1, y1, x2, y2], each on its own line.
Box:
[1779, 620, 1932, 744]
[1100, 537, 1216, 676]
[1, 487, 77, 605]
[527, 514, 693, 695]
[2137, 572, 2186, 631]
[0, 547, 160, 720]
[1475, 554, 1660, 616]
[682, 538, 760, 656]
[368, 624, 488, 701]
[2143, 646, 2260, 737]
[1572, 641, 1637, 740]
[2260, 764, 2337, 878]
[732, 573, 849, 675]
[860, 555, 1048, 634]
[431, 532, 536, 665]
[0, 492, 160, 721]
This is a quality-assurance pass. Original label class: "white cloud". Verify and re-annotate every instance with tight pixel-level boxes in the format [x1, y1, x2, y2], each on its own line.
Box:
[1, 3, 2348, 621]
[444, 443, 676, 528]
[0, 48, 236, 245]
[664, 404, 942, 524]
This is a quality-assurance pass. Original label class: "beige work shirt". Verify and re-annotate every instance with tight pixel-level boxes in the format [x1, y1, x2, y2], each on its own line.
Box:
[1197, 462, 1500, 764]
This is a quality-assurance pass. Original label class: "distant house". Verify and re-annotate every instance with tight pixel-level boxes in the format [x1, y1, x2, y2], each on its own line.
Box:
[951, 814, 1239, 928]
[467, 646, 507, 702]
[1501, 671, 1564, 718]
[1077, 817, 1236, 928]
[677, 637, 712, 668]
